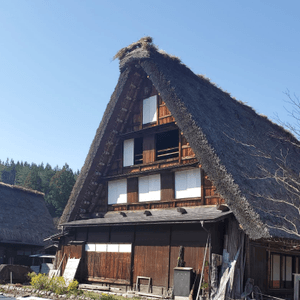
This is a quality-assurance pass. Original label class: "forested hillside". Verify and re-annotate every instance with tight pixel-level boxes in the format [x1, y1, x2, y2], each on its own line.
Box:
[0, 159, 79, 217]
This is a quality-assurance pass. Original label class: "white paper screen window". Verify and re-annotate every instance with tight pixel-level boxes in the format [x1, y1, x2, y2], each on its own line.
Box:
[143, 95, 157, 124]
[85, 244, 96, 252]
[139, 174, 161, 202]
[123, 139, 134, 167]
[272, 254, 280, 281]
[119, 244, 132, 253]
[108, 179, 127, 204]
[107, 244, 119, 252]
[95, 244, 107, 252]
[286, 256, 292, 281]
[175, 169, 201, 199]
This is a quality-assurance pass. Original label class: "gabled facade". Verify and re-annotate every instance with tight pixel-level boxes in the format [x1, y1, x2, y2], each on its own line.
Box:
[54, 38, 300, 299]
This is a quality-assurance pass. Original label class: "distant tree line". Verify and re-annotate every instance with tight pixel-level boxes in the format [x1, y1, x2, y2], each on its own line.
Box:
[0, 159, 79, 217]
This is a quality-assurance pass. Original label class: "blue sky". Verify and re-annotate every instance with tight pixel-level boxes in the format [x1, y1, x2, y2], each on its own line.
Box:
[0, 1, 299, 172]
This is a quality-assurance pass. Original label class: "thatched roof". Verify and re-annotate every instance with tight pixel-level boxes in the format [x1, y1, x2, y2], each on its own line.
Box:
[0, 182, 56, 246]
[60, 37, 300, 241]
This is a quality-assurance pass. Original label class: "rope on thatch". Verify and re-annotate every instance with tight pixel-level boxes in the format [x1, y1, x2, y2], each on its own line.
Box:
[113, 36, 156, 61]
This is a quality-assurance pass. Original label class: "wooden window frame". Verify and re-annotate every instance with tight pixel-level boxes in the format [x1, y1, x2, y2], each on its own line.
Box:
[269, 252, 296, 290]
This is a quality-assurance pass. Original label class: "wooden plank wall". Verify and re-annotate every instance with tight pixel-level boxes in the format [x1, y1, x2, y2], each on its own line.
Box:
[56, 244, 84, 278]
[86, 252, 131, 283]
[68, 223, 221, 290]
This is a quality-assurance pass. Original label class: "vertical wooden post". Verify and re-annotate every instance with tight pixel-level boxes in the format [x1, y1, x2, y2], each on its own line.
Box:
[201, 169, 205, 205]
[167, 225, 172, 289]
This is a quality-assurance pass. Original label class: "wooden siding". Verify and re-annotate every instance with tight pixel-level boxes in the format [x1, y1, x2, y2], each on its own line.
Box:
[86, 252, 131, 283]
[107, 171, 224, 212]
[81, 72, 224, 216]
[158, 99, 175, 125]
[127, 177, 138, 204]
[143, 134, 155, 164]
[161, 172, 174, 201]
[56, 244, 84, 278]
[133, 245, 170, 287]
[59, 223, 225, 292]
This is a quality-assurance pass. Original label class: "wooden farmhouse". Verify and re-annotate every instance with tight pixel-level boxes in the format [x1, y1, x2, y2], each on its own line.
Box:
[0, 182, 55, 266]
[53, 38, 300, 299]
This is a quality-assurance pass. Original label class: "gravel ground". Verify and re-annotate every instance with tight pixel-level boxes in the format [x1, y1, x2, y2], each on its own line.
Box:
[0, 285, 161, 300]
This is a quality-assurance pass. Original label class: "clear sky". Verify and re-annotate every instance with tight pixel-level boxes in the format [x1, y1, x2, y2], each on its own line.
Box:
[0, 0, 299, 172]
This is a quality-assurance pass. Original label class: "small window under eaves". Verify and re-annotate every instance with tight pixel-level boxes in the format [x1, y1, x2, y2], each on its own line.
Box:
[143, 95, 157, 124]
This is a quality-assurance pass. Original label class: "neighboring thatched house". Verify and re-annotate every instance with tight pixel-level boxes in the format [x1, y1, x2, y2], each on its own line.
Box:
[51, 38, 300, 299]
[0, 182, 55, 266]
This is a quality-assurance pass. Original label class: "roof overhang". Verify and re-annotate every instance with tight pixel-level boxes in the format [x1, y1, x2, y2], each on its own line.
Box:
[61, 206, 232, 228]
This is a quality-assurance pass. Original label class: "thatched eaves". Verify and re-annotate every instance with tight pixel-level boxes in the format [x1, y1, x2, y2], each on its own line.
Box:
[61, 38, 300, 241]
[0, 182, 55, 246]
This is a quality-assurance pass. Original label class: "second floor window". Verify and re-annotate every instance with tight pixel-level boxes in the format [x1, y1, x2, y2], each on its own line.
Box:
[175, 169, 201, 199]
[138, 174, 161, 202]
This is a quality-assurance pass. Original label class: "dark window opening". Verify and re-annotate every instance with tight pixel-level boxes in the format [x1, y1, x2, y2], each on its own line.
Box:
[134, 137, 143, 165]
[156, 130, 179, 161]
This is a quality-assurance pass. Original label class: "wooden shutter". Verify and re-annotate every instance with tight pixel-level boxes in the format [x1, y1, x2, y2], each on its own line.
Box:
[123, 139, 134, 167]
[139, 174, 161, 202]
[175, 169, 201, 199]
[108, 179, 127, 204]
[143, 95, 157, 124]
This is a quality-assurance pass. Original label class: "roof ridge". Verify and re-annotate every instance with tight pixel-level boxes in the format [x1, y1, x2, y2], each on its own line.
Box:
[0, 181, 44, 196]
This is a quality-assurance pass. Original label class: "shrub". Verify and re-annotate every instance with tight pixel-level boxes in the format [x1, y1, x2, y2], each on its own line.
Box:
[30, 273, 49, 290]
[28, 272, 79, 295]
[48, 276, 66, 295]
[67, 279, 79, 293]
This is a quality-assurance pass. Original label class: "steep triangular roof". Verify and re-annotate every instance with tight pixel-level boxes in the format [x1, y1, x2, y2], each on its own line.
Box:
[61, 37, 300, 241]
[0, 182, 56, 246]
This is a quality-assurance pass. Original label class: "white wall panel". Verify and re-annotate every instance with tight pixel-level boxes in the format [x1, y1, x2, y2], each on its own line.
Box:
[175, 169, 201, 199]
[139, 174, 161, 202]
[123, 139, 134, 167]
[108, 179, 127, 204]
[143, 95, 157, 124]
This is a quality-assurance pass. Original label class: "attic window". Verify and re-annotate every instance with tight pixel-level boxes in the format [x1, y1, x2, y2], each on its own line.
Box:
[143, 95, 157, 124]
[156, 129, 179, 161]
[175, 169, 201, 199]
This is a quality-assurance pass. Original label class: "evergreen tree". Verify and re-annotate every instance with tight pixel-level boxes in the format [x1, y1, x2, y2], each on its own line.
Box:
[47, 163, 76, 216]
[23, 167, 42, 191]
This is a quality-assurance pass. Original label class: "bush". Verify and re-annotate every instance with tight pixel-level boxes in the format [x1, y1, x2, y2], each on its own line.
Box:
[28, 272, 79, 295]
[67, 279, 79, 293]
